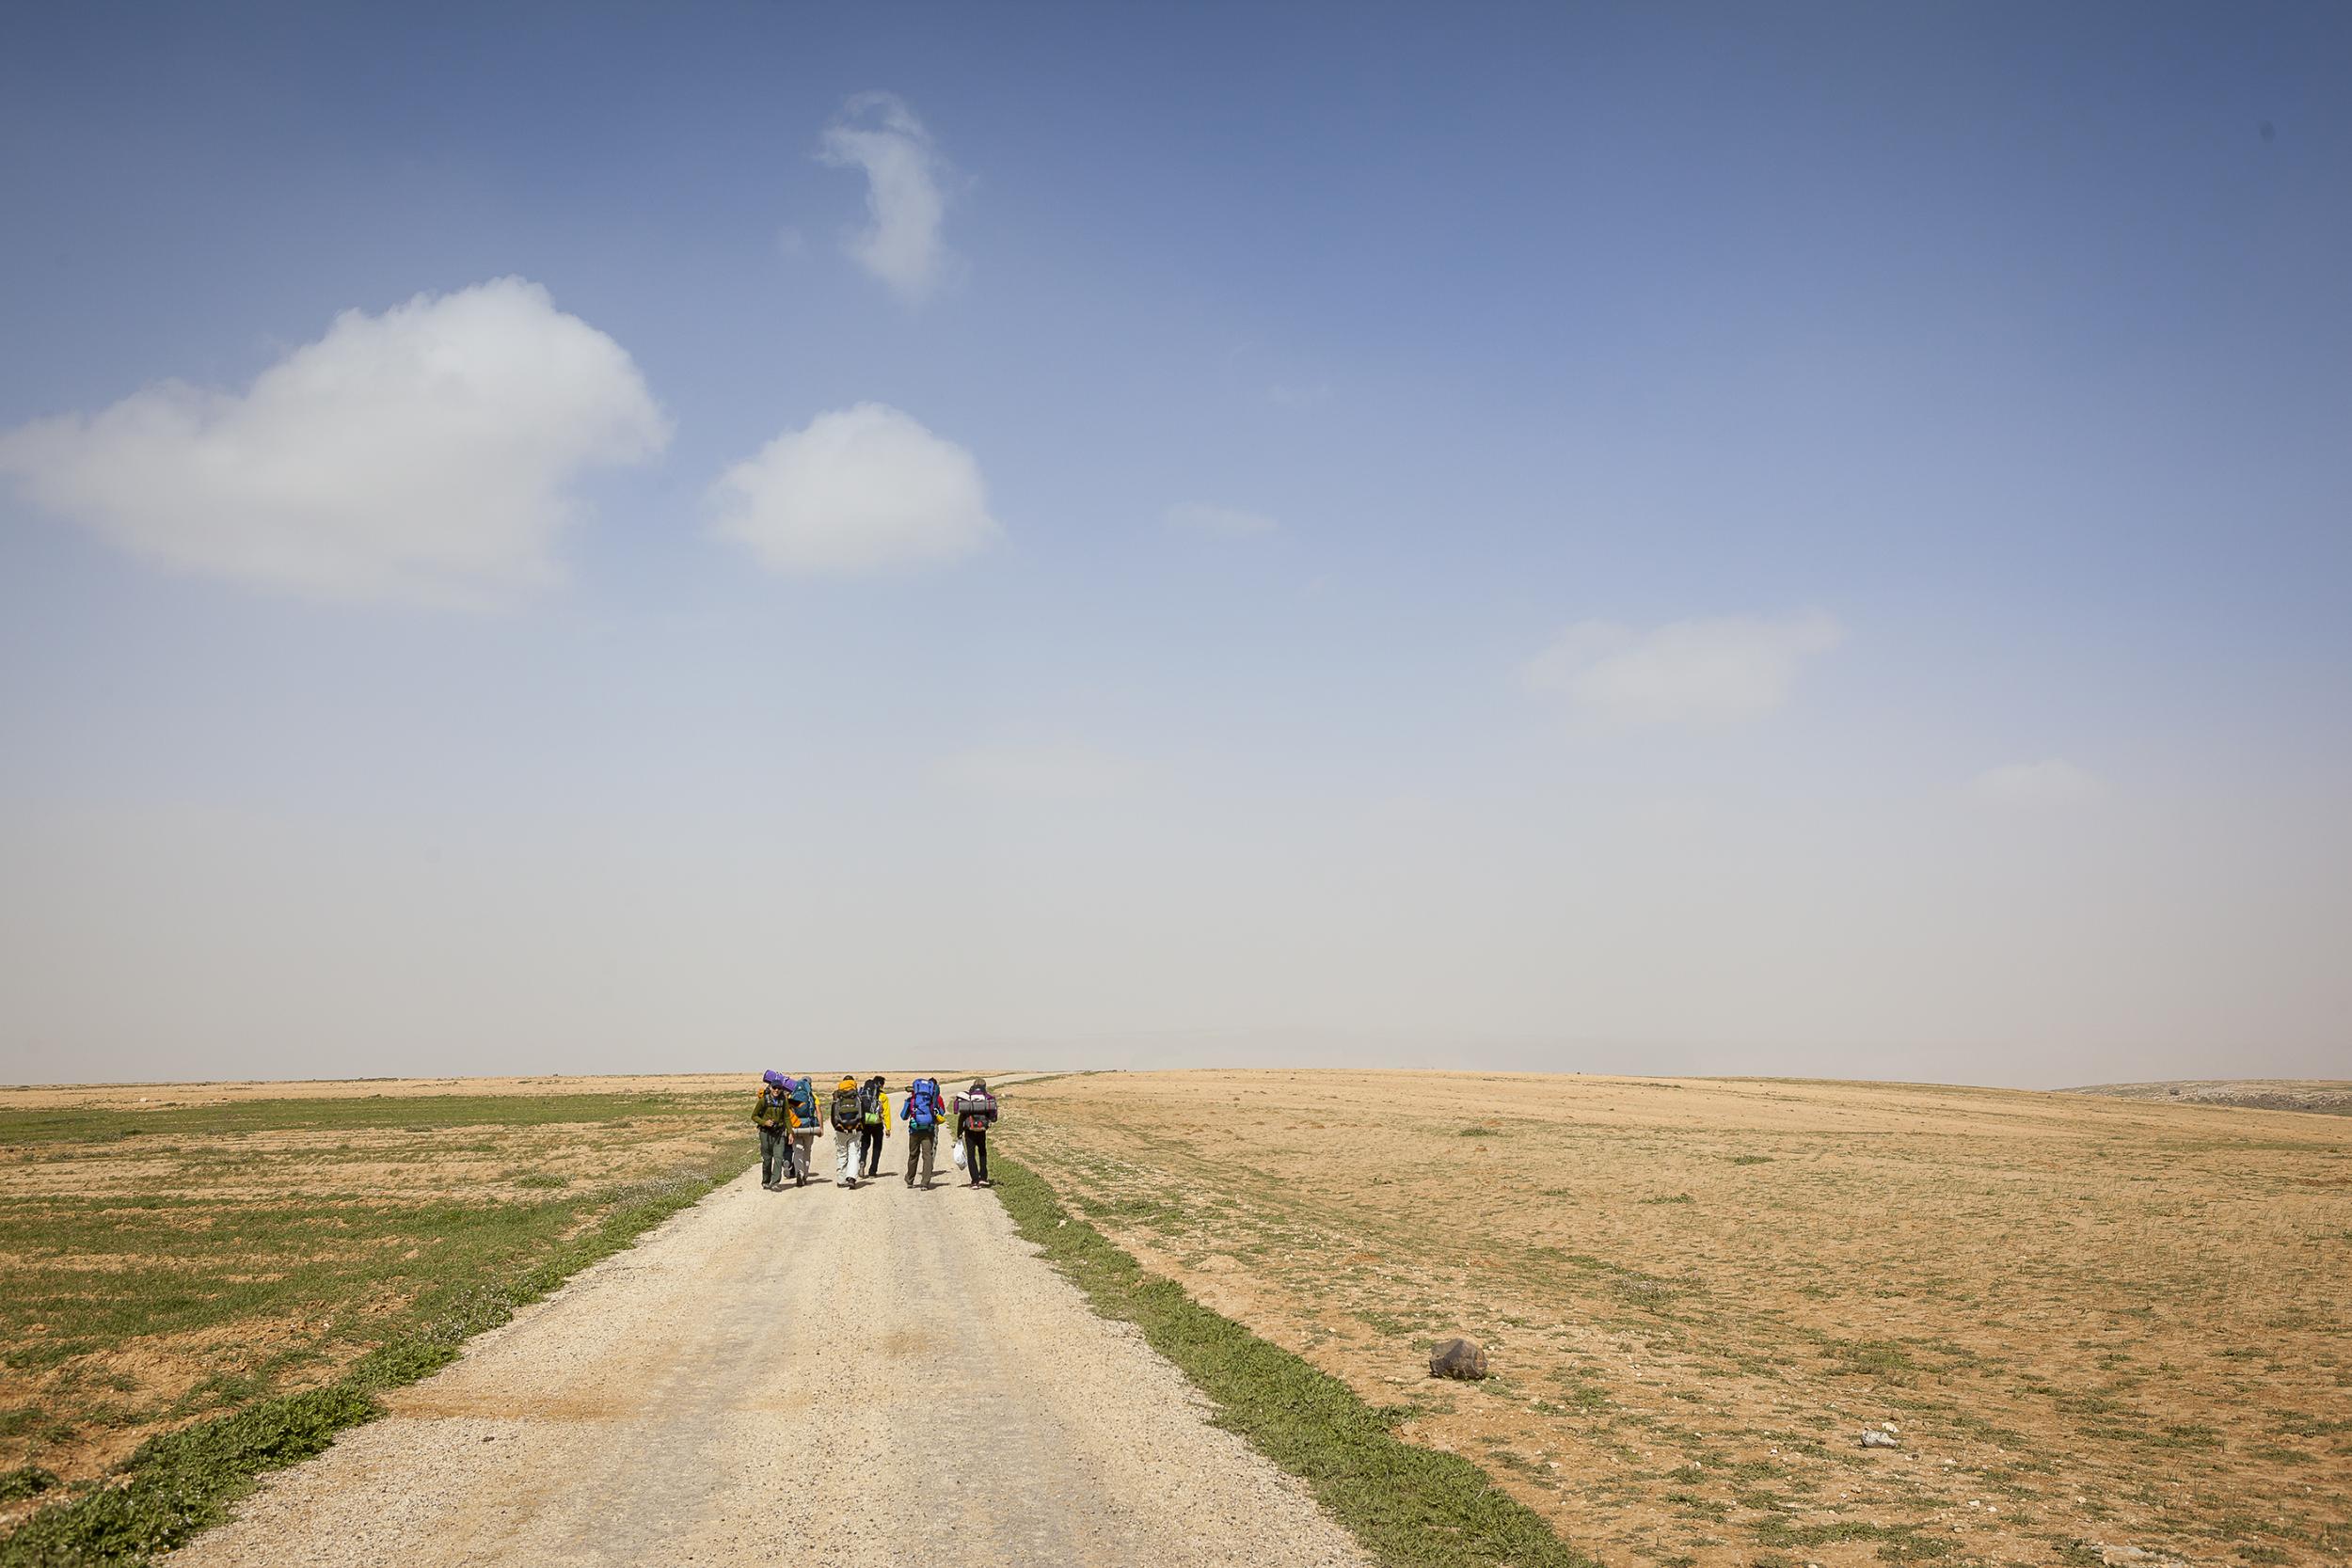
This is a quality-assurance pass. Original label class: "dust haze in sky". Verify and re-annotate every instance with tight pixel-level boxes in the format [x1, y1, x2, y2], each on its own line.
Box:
[3, 7, 2348, 1087]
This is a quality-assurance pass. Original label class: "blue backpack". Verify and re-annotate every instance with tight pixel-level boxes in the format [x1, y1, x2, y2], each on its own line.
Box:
[907, 1078, 942, 1129]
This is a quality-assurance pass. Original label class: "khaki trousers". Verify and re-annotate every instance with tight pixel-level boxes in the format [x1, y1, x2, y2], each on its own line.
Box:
[904, 1127, 937, 1185]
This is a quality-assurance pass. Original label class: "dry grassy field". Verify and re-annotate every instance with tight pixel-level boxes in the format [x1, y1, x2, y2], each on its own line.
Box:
[0, 1080, 766, 1528]
[1014, 1071, 2352, 1568]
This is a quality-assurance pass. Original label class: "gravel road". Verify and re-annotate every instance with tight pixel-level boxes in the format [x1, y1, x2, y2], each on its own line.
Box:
[166, 1122, 1373, 1568]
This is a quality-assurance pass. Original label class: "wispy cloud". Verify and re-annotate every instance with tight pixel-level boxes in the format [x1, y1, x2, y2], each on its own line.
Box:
[1165, 502, 1278, 537]
[1263, 380, 1332, 410]
[709, 402, 997, 574]
[1524, 611, 1844, 727]
[818, 92, 952, 303]
[0, 278, 667, 607]
[1972, 759, 2106, 808]
[939, 742, 1135, 801]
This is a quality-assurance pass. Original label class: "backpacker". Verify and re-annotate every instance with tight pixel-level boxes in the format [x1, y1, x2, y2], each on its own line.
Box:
[830, 1086, 861, 1132]
[906, 1077, 941, 1130]
[859, 1081, 883, 1127]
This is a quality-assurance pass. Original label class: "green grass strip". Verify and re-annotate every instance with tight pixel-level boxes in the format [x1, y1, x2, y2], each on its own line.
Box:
[0, 1162, 753, 1568]
[991, 1152, 1596, 1568]
[0, 1091, 732, 1144]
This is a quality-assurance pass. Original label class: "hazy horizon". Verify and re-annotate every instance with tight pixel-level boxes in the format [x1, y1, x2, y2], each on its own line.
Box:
[4, 5, 2347, 1090]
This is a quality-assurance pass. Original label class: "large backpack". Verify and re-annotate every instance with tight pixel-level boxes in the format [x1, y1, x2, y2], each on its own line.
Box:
[958, 1091, 995, 1132]
[830, 1086, 861, 1131]
[906, 1078, 941, 1129]
[859, 1082, 883, 1126]
[787, 1079, 817, 1128]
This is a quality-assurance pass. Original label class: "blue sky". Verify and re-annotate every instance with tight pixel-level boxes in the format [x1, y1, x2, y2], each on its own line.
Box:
[3, 2, 2346, 1085]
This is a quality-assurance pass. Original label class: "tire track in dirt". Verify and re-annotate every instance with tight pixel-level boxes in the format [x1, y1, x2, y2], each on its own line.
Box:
[163, 1118, 1371, 1568]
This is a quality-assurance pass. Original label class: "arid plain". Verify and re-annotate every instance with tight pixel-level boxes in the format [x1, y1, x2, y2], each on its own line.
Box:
[5, 1069, 2346, 1568]
[1013, 1071, 2352, 1568]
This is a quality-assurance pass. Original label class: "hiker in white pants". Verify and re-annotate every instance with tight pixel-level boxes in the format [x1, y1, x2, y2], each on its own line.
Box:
[785, 1077, 819, 1188]
[827, 1075, 865, 1188]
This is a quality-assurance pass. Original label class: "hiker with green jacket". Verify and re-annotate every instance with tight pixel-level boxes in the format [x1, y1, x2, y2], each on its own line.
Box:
[753, 1070, 791, 1191]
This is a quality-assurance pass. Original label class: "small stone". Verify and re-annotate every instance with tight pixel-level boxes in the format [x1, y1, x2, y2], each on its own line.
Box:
[1861, 1430, 1899, 1449]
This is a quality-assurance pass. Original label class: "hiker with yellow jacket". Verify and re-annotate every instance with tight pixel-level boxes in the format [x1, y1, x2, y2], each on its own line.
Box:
[856, 1074, 891, 1179]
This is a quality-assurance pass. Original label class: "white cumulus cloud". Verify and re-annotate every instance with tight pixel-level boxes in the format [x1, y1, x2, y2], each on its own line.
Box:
[1524, 611, 1844, 726]
[1972, 759, 2106, 808]
[709, 403, 998, 575]
[939, 742, 1134, 802]
[1165, 502, 1277, 537]
[818, 92, 951, 303]
[0, 277, 668, 606]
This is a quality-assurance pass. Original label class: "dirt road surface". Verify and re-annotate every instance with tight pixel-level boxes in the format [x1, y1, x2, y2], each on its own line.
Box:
[166, 1124, 1372, 1568]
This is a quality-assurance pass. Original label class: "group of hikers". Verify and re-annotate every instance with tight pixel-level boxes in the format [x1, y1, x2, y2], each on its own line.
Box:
[751, 1072, 1000, 1191]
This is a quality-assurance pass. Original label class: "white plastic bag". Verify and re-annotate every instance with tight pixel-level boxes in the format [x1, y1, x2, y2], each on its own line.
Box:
[951, 1135, 967, 1169]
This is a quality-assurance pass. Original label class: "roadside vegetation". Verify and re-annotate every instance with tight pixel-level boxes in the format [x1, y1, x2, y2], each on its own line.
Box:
[993, 1150, 1596, 1568]
[1011, 1071, 2352, 1568]
[0, 1085, 757, 1563]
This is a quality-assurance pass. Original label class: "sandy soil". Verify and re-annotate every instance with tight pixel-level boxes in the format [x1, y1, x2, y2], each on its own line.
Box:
[163, 1119, 1371, 1568]
[1013, 1070, 2352, 1568]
